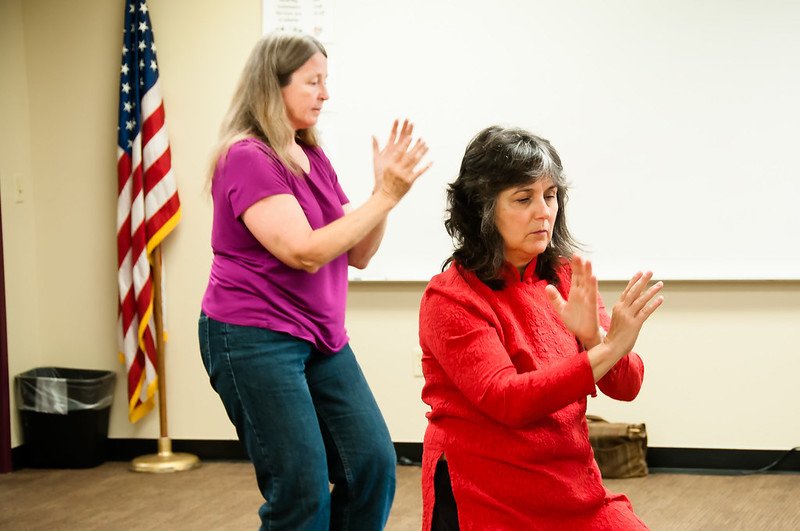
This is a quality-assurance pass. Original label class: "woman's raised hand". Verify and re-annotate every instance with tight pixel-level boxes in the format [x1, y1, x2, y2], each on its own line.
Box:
[604, 271, 664, 358]
[545, 255, 602, 348]
[372, 119, 432, 203]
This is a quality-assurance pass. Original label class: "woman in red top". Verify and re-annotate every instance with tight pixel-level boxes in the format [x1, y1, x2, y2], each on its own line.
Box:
[418, 126, 664, 530]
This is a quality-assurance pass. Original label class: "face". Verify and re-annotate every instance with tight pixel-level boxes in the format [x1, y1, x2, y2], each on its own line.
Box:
[494, 178, 559, 270]
[281, 51, 328, 131]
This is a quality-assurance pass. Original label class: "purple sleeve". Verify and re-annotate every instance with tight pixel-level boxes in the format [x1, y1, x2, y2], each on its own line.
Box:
[333, 170, 348, 205]
[222, 140, 293, 219]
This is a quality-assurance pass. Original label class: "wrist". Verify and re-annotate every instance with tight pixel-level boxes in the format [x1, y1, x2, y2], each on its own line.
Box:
[582, 327, 606, 351]
[373, 187, 400, 208]
[378, 183, 405, 205]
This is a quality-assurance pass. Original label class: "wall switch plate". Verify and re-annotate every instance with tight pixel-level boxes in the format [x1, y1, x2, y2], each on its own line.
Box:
[412, 347, 423, 378]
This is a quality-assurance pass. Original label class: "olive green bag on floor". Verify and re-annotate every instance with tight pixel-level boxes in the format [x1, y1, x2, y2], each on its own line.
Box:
[586, 415, 648, 478]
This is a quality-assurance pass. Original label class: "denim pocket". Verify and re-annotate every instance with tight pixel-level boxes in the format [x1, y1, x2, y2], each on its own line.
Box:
[198, 312, 212, 376]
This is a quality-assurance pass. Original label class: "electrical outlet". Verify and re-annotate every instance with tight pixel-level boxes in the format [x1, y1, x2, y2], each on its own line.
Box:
[412, 347, 423, 378]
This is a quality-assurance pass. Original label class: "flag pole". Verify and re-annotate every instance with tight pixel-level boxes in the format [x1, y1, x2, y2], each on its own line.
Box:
[131, 246, 199, 473]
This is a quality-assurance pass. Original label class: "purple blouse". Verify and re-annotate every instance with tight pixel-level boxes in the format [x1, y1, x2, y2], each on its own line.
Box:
[201, 138, 350, 353]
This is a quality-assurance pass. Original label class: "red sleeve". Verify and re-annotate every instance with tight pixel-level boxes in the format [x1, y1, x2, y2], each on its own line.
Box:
[419, 287, 597, 428]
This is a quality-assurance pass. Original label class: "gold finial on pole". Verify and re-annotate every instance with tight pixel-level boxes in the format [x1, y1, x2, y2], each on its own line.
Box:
[131, 246, 200, 473]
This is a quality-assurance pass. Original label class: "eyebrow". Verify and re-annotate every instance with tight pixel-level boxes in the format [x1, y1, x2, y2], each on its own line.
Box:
[512, 182, 558, 194]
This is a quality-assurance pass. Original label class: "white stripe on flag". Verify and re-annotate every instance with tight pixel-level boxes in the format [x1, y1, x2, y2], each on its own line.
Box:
[141, 78, 163, 120]
[117, 250, 133, 298]
[144, 168, 177, 218]
[142, 123, 169, 172]
[130, 190, 145, 237]
[131, 250, 151, 296]
[117, 179, 133, 231]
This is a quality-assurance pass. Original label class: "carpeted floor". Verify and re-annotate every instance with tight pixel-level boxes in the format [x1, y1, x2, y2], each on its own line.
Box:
[1, 461, 798, 530]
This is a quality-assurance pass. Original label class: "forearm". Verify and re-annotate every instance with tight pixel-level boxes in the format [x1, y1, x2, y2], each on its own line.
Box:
[347, 216, 387, 269]
[586, 342, 624, 382]
[475, 353, 597, 427]
[596, 351, 644, 401]
[585, 338, 643, 396]
[292, 191, 396, 272]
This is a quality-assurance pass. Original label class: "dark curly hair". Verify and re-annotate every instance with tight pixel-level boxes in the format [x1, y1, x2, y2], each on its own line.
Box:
[444, 125, 580, 290]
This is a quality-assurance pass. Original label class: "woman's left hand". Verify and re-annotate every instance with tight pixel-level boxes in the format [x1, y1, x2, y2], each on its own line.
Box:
[545, 255, 603, 349]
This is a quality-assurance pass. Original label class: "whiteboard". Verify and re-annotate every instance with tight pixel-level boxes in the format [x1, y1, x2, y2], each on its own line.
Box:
[265, 0, 800, 281]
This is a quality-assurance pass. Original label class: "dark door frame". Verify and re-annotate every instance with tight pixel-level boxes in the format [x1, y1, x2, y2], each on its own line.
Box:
[1, 189, 11, 473]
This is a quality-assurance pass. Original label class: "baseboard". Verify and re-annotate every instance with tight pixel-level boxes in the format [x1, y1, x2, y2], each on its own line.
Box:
[110, 440, 800, 472]
[10, 440, 799, 472]
[646, 446, 800, 472]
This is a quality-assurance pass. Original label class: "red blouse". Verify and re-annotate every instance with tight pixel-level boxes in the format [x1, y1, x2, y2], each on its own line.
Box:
[418, 260, 648, 530]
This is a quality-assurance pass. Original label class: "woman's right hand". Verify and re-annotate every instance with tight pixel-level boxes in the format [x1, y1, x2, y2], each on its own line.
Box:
[603, 271, 664, 360]
[372, 119, 432, 203]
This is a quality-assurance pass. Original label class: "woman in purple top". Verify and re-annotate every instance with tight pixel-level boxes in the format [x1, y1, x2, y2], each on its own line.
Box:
[198, 32, 430, 530]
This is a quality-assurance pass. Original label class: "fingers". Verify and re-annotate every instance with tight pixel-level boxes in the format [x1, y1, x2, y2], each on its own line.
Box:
[640, 294, 665, 318]
[545, 284, 565, 311]
[400, 119, 413, 138]
[618, 270, 664, 319]
[570, 254, 596, 293]
[386, 119, 399, 145]
[412, 161, 433, 179]
[622, 271, 651, 303]
[620, 271, 644, 300]
[377, 118, 431, 194]
[385, 119, 411, 147]
[633, 281, 664, 316]
[407, 138, 429, 164]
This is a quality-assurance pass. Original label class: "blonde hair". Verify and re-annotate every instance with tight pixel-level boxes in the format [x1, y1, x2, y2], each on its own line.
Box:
[208, 32, 326, 183]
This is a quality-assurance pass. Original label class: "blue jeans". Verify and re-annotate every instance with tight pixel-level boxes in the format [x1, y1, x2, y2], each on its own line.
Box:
[198, 313, 396, 530]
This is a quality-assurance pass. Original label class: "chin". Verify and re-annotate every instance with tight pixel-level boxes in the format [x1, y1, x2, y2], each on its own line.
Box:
[527, 245, 548, 257]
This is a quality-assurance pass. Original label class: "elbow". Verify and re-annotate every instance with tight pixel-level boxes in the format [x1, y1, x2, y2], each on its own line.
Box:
[291, 248, 324, 273]
[477, 388, 536, 429]
[496, 410, 533, 429]
[598, 379, 642, 402]
[298, 260, 321, 274]
[289, 239, 334, 273]
[347, 253, 371, 270]
[615, 385, 642, 402]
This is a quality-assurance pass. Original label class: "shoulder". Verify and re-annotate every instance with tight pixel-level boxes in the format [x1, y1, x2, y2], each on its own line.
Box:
[303, 143, 335, 170]
[224, 138, 282, 169]
[419, 264, 503, 344]
[421, 264, 493, 319]
[215, 138, 291, 192]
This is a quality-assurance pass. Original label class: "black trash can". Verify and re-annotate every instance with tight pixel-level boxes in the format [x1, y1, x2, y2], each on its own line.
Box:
[15, 367, 116, 468]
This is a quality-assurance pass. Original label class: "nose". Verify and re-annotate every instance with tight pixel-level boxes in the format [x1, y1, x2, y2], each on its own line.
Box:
[532, 195, 551, 220]
[320, 82, 329, 101]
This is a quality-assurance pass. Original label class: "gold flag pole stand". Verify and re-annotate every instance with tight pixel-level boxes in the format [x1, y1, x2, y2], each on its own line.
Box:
[131, 246, 200, 473]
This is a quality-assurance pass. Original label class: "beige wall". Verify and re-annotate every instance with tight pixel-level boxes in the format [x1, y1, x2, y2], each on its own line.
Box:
[2, 0, 798, 451]
[1, 0, 43, 448]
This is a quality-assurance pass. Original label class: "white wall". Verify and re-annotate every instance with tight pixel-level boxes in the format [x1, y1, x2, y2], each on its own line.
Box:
[2, 0, 798, 451]
[321, 0, 800, 282]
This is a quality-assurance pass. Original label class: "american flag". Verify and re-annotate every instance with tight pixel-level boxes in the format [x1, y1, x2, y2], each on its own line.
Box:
[116, 0, 181, 423]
